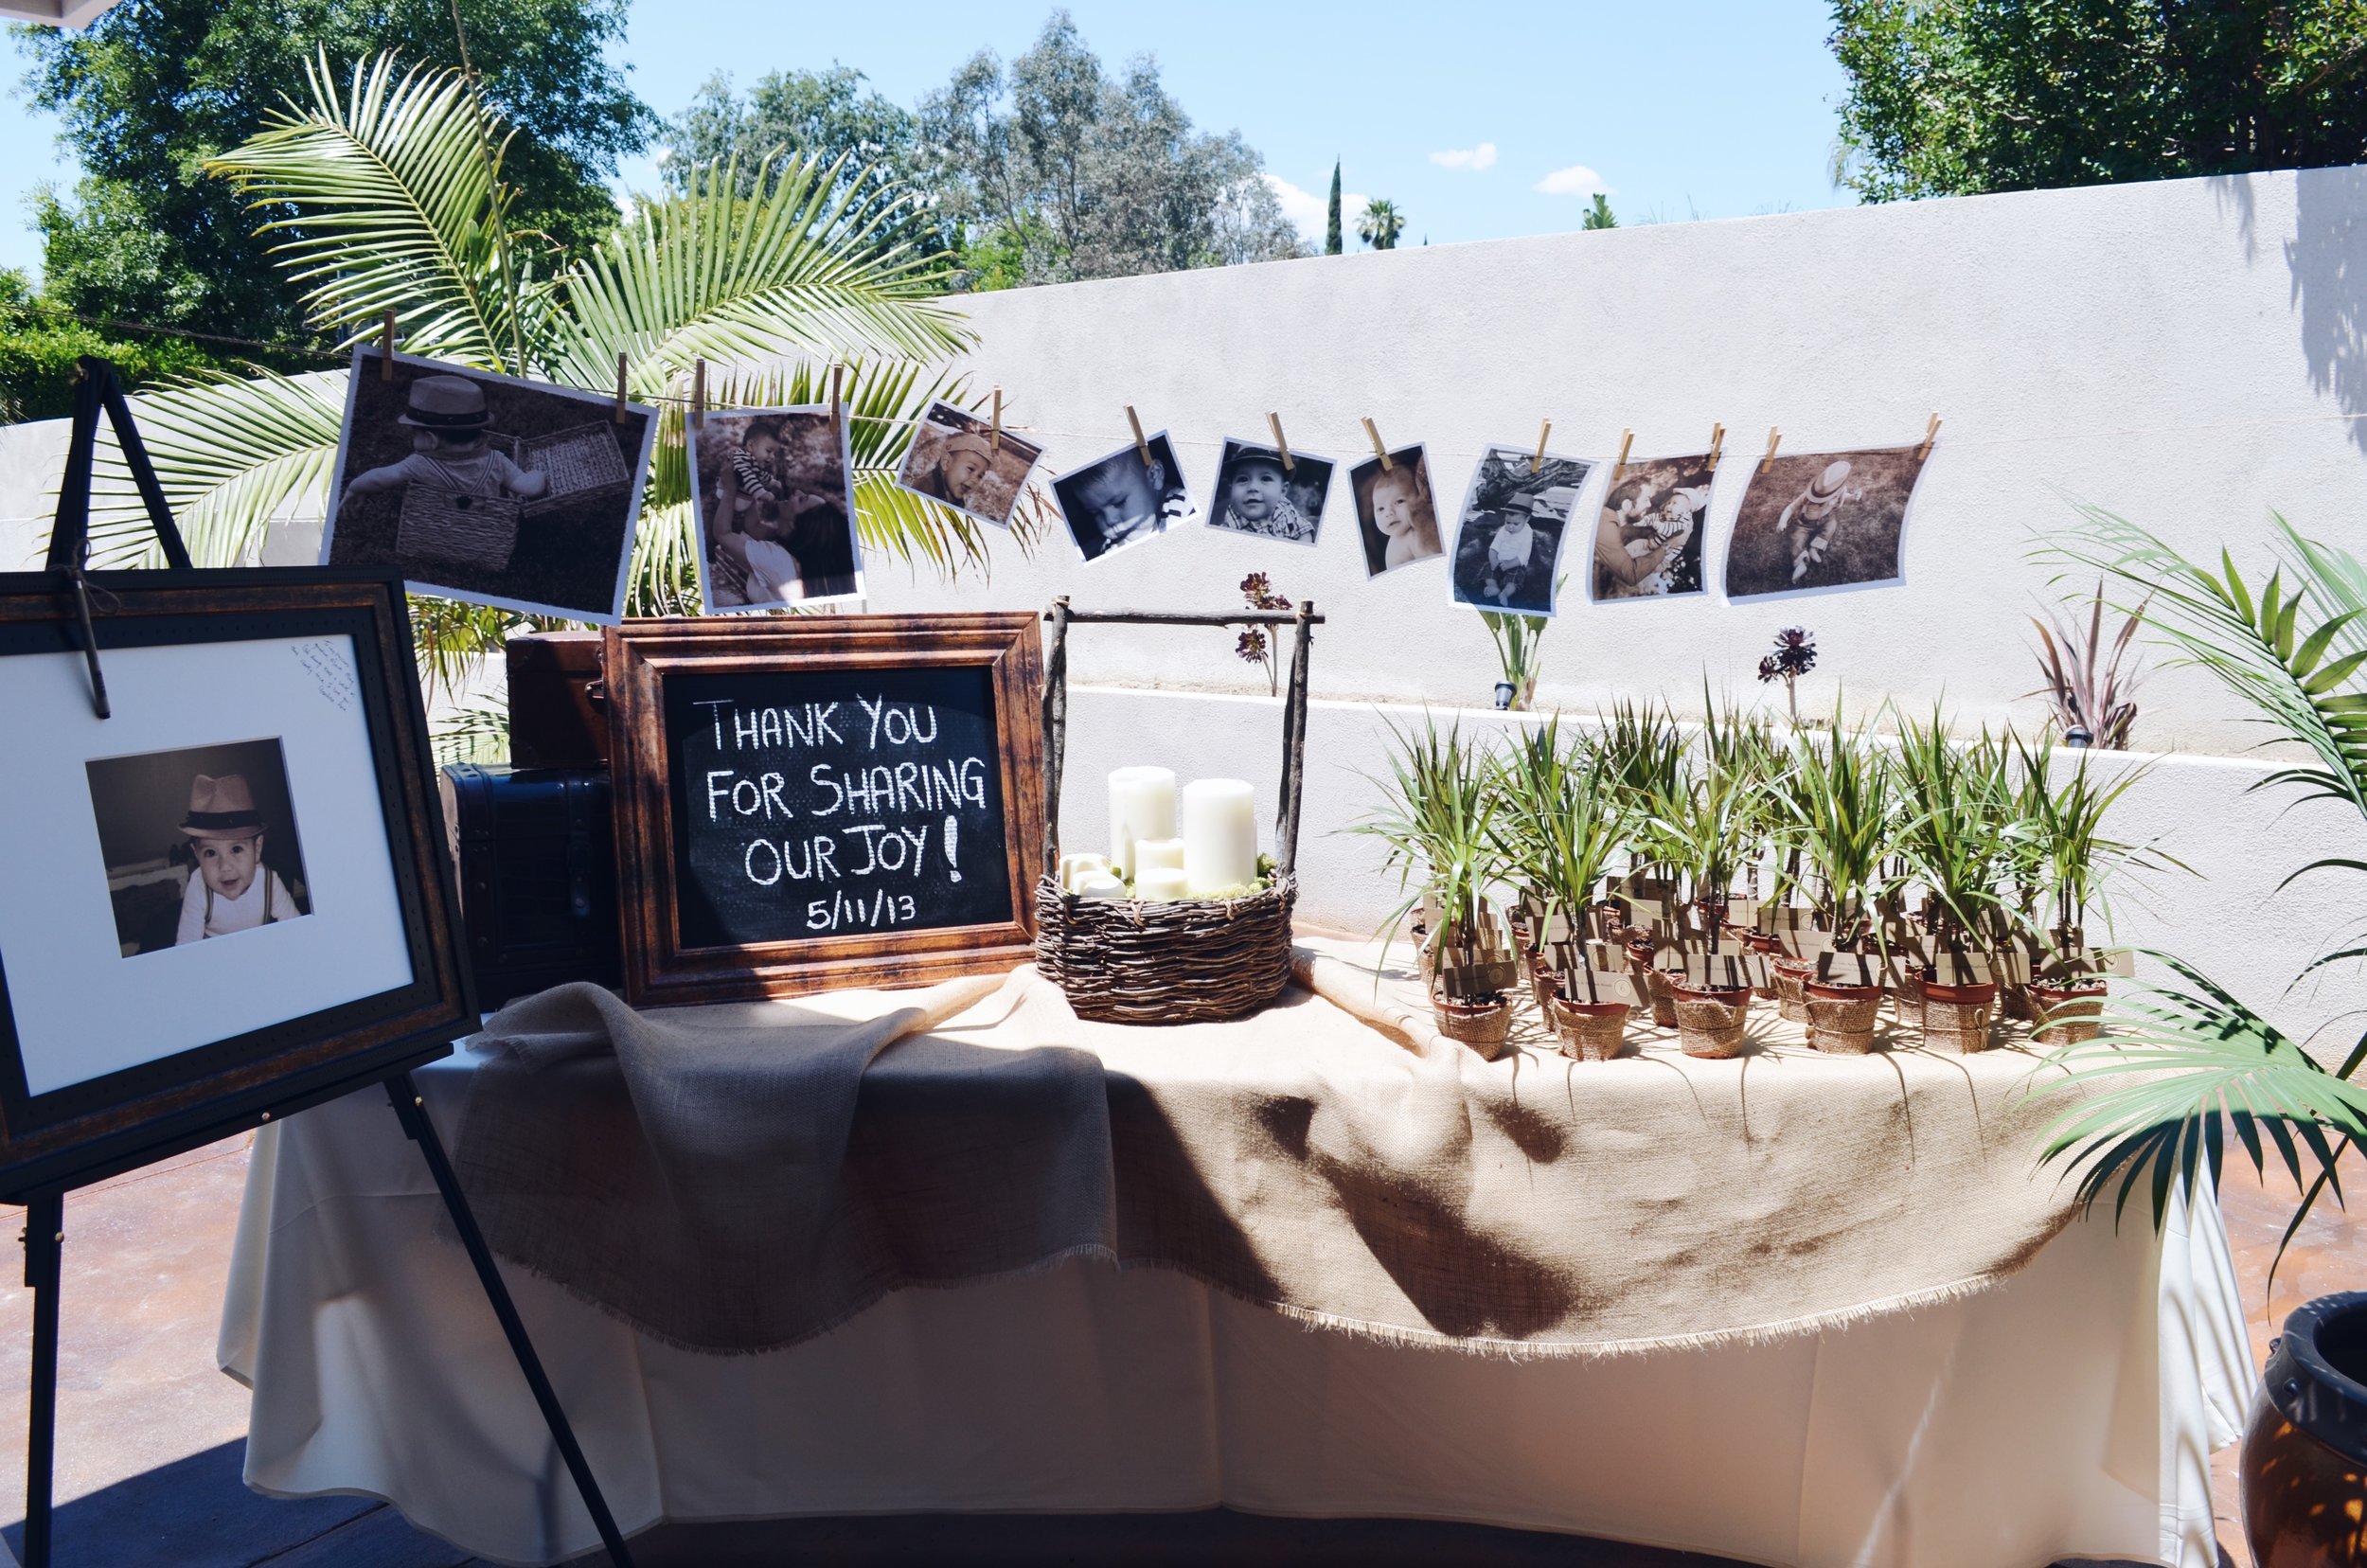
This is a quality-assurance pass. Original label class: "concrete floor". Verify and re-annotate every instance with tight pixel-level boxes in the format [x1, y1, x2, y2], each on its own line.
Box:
[0, 1129, 2342, 1567]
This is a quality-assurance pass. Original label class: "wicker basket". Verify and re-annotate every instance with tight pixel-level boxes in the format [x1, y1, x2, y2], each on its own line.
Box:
[1804, 983, 1883, 1055]
[516, 422, 634, 518]
[397, 486, 522, 568]
[1031, 597, 1320, 1025]
[1551, 998, 1629, 1061]
[1671, 983, 1752, 1059]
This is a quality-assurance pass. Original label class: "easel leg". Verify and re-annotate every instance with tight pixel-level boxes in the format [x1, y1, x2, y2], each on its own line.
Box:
[21, 1193, 62, 1568]
[383, 1074, 637, 1568]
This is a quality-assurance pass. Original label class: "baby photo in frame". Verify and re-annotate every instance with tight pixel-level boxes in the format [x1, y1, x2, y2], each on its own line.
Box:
[0, 570, 472, 1196]
[688, 405, 865, 613]
[321, 348, 658, 625]
[894, 399, 1042, 531]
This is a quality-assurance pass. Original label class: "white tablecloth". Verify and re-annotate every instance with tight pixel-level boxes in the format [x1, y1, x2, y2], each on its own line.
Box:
[218, 1049, 2252, 1568]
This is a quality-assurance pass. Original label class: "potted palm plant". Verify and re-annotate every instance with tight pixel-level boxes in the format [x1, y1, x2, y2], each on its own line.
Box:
[1771, 710, 1903, 1054]
[2034, 508, 2367, 1564]
[1356, 717, 1518, 1054]
[2008, 737, 2168, 1044]
[1892, 709, 2012, 1052]
[1596, 700, 1687, 1027]
[1496, 716, 1633, 1060]
[1649, 715, 1765, 1058]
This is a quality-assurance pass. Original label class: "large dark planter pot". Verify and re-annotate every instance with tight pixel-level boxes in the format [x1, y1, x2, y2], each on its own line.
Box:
[2245, 1292, 2367, 1565]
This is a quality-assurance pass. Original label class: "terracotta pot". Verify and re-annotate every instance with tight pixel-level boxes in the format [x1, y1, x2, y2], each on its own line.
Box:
[1921, 977, 1998, 1053]
[1804, 980, 1885, 1055]
[1433, 993, 1514, 1058]
[1999, 982, 2034, 1023]
[1552, 998, 1629, 1062]
[2243, 1292, 2367, 1565]
[2030, 978, 2108, 1045]
[1745, 932, 1785, 998]
[1669, 982, 1753, 1059]
[1526, 951, 1558, 1014]
[1771, 954, 1814, 1025]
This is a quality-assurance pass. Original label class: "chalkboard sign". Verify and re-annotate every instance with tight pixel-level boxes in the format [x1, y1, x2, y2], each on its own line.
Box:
[608, 615, 1044, 1005]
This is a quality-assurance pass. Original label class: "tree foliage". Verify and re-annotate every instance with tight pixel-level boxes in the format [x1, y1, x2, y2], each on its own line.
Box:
[916, 10, 1304, 287]
[1357, 198, 1405, 250]
[1582, 193, 1618, 230]
[15, 0, 654, 340]
[1830, 0, 2367, 201]
[1326, 160, 1343, 255]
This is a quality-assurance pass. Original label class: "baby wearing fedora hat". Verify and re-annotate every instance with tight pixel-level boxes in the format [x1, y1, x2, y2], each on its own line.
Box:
[174, 774, 303, 945]
[342, 375, 551, 507]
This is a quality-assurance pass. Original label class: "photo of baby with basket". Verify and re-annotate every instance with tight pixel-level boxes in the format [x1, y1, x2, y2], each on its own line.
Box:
[689, 407, 865, 611]
[322, 348, 658, 623]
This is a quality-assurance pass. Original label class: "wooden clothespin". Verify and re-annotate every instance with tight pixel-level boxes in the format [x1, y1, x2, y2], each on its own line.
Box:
[1758, 426, 1783, 474]
[613, 353, 630, 425]
[1915, 411, 1941, 460]
[829, 363, 845, 436]
[1361, 417, 1393, 472]
[380, 310, 397, 381]
[691, 357, 706, 430]
[1612, 428, 1633, 479]
[990, 385, 1003, 454]
[1266, 411, 1294, 472]
[1530, 419, 1552, 474]
[1125, 405, 1152, 467]
[1706, 421, 1725, 472]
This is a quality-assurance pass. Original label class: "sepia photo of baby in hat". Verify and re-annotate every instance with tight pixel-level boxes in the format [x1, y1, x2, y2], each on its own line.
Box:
[339, 375, 551, 508]
[174, 773, 305, 944]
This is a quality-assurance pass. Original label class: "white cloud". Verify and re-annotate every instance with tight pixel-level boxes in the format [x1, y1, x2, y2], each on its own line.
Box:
[1262, 173, 1372, 241]
[1536, 164, 1611, 197]
[1430, 142, 1499, 171]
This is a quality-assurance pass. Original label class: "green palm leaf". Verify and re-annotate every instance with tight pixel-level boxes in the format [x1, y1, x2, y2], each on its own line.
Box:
[204, 52, 522, 368]
[541, 151, 971, 392]
[88, 369, 347, 568]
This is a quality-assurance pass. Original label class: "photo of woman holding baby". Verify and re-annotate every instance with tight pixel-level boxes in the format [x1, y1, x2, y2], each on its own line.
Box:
[689, 407, 866, 612]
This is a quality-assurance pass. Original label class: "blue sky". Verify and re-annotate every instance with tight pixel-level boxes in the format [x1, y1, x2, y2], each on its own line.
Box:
[1, 0, 1853, 280]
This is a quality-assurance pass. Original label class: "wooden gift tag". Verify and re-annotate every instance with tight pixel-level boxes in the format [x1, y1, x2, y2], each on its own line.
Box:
[1815, 950, 1884, 988]
[1989, 946, 2033, 986]
[1789, 927, 1837, 961]
[1926, 948, 1995, 988]
[1436, 906, 1522, 994]
[1675, 948, 1770, 989]
[1757, 902, 1815, 935]
[2091, 946, 2137, 978]
[1723, 894, 1760, 930]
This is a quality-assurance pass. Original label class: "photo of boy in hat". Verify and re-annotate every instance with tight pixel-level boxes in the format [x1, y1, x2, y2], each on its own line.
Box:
[338, 374, 550, 507]
[1723, 443, 1930, 600]
[894, 400, 1044, 530]
[174, 772, 305, 944]
[1447, 443, 1589, 615]
[1207, 439, 1330, 545]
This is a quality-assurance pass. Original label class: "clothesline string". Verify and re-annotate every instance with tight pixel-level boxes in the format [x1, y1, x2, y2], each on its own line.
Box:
[13, 296, 2366, 460]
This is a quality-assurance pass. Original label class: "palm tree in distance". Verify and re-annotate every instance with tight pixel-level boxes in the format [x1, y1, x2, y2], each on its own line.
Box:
[1358, 198, 1406, 251]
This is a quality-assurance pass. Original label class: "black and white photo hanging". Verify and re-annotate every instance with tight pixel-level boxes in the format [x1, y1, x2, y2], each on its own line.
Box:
[1205, 439, 1331, 546]
[1448, 444, 1593, 615]
[1724, 444, 1930, 599]
[321, 348, 657, 623]
[1592, 454, 1714, 602]
[893, 399, 1043, 531]
[687, 405, 864, 612]
[1348, 445, 1443, 578]
[1049, 432, 1197, 563]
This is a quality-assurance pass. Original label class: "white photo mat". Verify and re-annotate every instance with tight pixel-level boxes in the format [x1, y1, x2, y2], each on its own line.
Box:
[0, 635, 415, 1096]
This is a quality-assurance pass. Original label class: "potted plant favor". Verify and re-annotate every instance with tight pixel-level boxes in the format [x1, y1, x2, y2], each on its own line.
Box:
[2011, 736, 2164, 1043]
[1648, 704, 1770, 1058]
[1771, 711, 1903, 1053]
[1595, 701, 1688, 1027]
[1357, 718, 1519, 1054]
[1497, 716, 1633, 1060]
[1892, 709, 2013, 1051]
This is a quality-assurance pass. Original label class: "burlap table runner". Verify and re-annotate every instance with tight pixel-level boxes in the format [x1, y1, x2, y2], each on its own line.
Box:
[448, 936, 2091, 1356]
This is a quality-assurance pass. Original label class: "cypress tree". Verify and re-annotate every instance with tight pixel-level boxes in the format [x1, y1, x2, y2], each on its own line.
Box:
[1326, 160, 1343, 256]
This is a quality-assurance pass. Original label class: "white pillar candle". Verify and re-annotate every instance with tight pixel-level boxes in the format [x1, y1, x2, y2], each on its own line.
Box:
[1073, 871, 1128, 900]
[1134, 837, 1185, 874]
[1134, 866, 1191, 901]
[1108, 767, 1177, 881]
[1182, 778, 1259, 896]
[1060, 852, 1112, 891]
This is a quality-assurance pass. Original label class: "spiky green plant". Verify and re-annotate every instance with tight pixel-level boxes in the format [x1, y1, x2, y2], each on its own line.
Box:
[86, 51, 995, 601]
[1351, 716, 1507, 1002]
[1769, 707, 1903, 951]
[1890, 706, 2011, 948]
[1494, 715, 1629, 935]
[2034, 507, 2367, 1268]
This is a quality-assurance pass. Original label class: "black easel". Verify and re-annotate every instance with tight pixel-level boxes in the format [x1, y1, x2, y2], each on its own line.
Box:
[17, 359, 638, 1568]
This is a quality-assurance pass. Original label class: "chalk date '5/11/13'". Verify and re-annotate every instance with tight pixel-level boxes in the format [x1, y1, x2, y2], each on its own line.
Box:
[809, 886, 921, 934]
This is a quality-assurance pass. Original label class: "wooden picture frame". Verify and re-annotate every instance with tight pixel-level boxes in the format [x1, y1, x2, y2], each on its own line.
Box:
[606, 613, 1045, 1006]
[0, 569, 474, 1198]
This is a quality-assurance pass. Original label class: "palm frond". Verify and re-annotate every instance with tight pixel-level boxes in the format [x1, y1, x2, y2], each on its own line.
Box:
[204, 52, 522, 367]
[88, 370, 347, 567]
[542, 151, 972, 391]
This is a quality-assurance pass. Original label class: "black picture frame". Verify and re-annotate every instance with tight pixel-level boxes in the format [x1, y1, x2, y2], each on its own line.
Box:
[0, 568, 475, 1199]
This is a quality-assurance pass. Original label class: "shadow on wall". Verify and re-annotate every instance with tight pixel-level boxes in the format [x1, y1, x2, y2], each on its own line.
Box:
[2289, 164, 2367, 457]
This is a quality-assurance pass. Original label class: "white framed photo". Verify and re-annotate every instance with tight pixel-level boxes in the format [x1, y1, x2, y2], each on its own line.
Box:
[1049, 433, 1198, 563]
